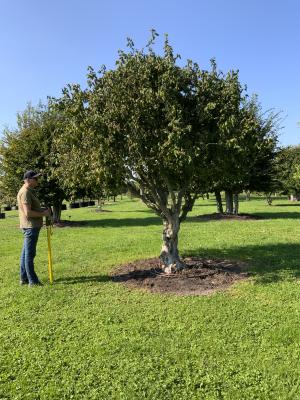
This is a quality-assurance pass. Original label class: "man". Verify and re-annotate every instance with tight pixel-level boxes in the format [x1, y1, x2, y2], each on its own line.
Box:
[17, 170, 50, 286]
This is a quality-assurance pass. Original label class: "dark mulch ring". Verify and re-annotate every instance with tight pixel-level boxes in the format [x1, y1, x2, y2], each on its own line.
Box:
[196, 212, 263, 221]
[112, 257, 250, 296]
[52, 220, 84, 228]
[52, 213, 111, 228]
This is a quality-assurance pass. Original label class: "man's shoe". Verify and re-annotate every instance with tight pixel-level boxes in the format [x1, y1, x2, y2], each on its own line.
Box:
[28, 281, 44, 287]
[20, 280, 29, 285]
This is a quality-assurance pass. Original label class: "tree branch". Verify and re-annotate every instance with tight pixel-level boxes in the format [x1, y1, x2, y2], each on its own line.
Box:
[179, 193, 198, 222]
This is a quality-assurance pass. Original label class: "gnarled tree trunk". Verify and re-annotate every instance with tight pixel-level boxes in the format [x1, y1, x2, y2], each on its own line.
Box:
[160, 215, 185, 274]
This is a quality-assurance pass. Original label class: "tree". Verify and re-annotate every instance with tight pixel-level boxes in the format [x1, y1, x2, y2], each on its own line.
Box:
[52, 32, 279, 272]
[52, 34, 225, 272]
[275, 145, 300, 200]
[208, 94, 279, 214]
[0, 103, 66, 222]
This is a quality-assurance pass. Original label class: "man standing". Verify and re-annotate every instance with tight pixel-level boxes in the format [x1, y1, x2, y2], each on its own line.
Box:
[17, 170, 50, 286]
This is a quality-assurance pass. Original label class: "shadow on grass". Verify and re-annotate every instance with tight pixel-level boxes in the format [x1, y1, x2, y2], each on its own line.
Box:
[192, 203, 218, 207]
[59, 216, 162, 228]
[274, 203, 300, 207]
[250, 212, 300, 219]
[112, 209, 154, 213]
[55, 275, 111, 285]
[187, 211, 300, 222]
[187, 215, 262, 223]
[187, 243, 300, 284]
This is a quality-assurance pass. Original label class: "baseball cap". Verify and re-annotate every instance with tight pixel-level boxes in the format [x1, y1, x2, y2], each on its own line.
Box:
[23, 170, 42, 180]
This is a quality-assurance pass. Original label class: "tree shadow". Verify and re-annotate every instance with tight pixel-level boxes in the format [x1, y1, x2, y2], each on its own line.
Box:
[187, 214, 263, 223]
[187, 211, 300, 222]
[274, 203, 300, 207]
[186, 242, 300, 284]
[55, 275, 111, 285]
[251, 212, 300, 219]
[193, 203, 218, 207]
[112, 209, 154, 213]
[57, 216, 162, 228]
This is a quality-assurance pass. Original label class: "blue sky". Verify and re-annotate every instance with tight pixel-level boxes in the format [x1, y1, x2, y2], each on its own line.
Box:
[0, 0, 299, 146]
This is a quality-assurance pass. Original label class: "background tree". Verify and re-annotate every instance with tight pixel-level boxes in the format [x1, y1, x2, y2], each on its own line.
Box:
[206, 90, 279, 215]
[0, 103, 66, 222]
[275, 145, 300, 200]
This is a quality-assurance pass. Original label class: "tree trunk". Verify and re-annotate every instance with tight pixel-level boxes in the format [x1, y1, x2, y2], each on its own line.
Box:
[215, 191, 224, 214]
[225, 191, 233, 214]
[52, 201, 63, 223]
[266, 193, 272, 205]
[233, 193, 239, 215]
[160, 215, 185, 274]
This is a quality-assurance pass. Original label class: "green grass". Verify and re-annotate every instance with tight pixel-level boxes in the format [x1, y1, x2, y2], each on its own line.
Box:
[1, 197, 300, 399]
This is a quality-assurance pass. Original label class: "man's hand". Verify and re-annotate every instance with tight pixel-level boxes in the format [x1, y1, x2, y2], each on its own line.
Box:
[23, 204, 51, 218]
[42, 208, 51, 217]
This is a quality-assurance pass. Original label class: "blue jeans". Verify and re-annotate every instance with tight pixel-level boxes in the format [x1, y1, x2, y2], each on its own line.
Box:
[20, 227, 41, 284]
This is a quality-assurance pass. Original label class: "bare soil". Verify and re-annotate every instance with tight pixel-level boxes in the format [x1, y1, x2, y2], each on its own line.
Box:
[196, 212, 263, 221]
[112, 257, 249, 296]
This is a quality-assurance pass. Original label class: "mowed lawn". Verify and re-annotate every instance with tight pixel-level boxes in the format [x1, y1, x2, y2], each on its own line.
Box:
[1, 197, 300, 400]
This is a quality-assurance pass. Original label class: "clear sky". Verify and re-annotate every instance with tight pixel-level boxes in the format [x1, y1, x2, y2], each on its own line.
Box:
[0, 0, 299, 146]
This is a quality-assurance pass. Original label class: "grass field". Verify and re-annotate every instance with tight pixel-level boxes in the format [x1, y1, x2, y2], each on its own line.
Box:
[1, 196, 300, 399]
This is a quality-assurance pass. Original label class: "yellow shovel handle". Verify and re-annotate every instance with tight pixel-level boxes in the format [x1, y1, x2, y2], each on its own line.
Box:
[47, 226, 53, 284]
